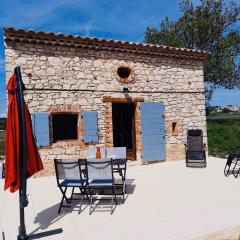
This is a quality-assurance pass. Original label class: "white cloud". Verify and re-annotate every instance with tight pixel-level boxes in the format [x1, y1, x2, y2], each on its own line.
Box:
[0, 0, 180, 42]
[60, 21, 95, 36]
[0, 0, 92, 30]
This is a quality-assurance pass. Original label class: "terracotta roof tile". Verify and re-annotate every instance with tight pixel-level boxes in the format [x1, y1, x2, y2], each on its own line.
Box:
[4, 27, 208, 59]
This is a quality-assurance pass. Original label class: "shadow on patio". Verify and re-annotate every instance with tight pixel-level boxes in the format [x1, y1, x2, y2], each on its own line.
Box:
[29, 178, 136, 234]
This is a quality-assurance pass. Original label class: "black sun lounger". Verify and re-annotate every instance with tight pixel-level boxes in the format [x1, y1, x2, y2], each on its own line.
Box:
[185, 129, 206, 168]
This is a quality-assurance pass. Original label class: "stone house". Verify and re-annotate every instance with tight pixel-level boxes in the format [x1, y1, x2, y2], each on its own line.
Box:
[4, 28, 208, 175]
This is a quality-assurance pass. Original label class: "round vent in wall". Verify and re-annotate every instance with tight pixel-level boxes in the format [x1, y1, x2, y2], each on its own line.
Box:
[112, 64, 135, 84]
[117, 66, 131, 78]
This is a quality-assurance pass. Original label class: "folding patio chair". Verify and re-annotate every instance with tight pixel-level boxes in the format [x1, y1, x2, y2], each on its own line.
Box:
[54, 159, 88, 214]
[112, 158, 127, 202]
[223, 144, 240, 177]
[85, 159, 117, 214]
[224, 153, 239, 176]
[106, 147, 127, 201]
[185, 129, 206, 168]
[232, 155, 240, 178]
[106, 147, 126, 177]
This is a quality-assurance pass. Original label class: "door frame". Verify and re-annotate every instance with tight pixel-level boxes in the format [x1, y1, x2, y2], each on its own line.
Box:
[112, 102, 136, 160]
[103, 96, 144, 161]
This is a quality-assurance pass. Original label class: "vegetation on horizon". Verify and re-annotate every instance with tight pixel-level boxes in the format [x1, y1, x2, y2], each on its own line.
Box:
[207, 112, 240, 157]
[0, 131, 5, 157]
[0, 118, 6, 131]
[0, 118, 6, 156]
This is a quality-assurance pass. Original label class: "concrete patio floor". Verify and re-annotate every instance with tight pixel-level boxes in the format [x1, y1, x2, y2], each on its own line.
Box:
[1, 157, 240, 240]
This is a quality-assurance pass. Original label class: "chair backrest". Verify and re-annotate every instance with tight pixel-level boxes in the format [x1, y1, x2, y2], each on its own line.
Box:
[187, 129, 203, 151]
[86, 159, 113, 182]
[87, 146, 106, 160]
[54, 159, 83, 184]
[106, 147, 126, 159]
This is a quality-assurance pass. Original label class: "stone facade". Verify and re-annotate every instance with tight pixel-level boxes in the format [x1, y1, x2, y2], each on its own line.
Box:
[4, 30, 207, 176]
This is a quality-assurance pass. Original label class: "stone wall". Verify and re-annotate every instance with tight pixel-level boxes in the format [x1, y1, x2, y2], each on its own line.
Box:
[4, 40, 207, 175]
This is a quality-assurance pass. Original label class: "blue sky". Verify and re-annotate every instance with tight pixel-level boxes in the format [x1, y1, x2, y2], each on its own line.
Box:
[0, 0, 239, 116]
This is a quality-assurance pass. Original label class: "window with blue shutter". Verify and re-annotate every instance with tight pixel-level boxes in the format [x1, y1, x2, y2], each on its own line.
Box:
[82, 111, 98, 143]
[52, 114, 78, 142]
[140, 102, 166, 162]
[31, 112, 50, 147]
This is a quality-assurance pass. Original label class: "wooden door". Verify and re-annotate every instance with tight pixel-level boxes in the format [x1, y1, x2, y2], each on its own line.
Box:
[140, 102, 166, 162]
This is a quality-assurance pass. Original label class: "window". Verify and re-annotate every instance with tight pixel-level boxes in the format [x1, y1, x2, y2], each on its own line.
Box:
[117, 66, 131, 78]
[171, 121, 179, 136]
[52, 114, 78, 142]
[172, 122, 177, 133]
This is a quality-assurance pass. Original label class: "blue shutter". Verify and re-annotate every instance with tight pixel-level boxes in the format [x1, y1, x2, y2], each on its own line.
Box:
[31, 112, 50, 147]
[141, 102, 166, 162]
[82, 111, 98, 143]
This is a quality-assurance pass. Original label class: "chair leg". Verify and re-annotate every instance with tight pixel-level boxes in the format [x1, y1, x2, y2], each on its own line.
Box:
[58, 187, 68, 214]
[79, 187, 85, 200]
[80, 186, 90, 203]
[122, 186, 125, 204]
[89, 190, 93, 215]
[85, 191, 90, 204]
[237, 167, 240, 178]
[70, 187, 75, 203]
[234, 162, 240, 178]
[59, 186, 70, 203]
[224, 164, 230, 176]
[78, 194, 84, 214]
[111, 193, 114, 214]
[112, 185, 117, 205]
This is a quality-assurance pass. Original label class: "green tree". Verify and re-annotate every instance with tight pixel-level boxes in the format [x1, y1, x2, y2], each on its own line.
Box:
[145, 0, 240, 91]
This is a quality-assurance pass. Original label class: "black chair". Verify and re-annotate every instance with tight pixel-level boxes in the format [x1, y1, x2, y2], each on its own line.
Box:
[224, 152, 240, 177]
[185, 129, 206, 168]
[54, 159, 88, 214]
[85, 159, 117, 214]
[112, 158, 127, 202]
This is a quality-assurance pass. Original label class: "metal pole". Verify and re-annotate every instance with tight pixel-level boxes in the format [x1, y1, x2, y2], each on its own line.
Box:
[15, 66, 28, 240]
[14, 66, 63, 239]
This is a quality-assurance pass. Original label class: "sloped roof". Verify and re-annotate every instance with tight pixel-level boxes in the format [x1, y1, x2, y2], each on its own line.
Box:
[4, 27, 208, 60]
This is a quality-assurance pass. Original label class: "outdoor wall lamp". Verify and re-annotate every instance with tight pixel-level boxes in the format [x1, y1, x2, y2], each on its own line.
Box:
[123, 87, 130, 93]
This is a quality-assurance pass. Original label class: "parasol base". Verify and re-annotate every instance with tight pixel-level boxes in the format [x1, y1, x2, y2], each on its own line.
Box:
[17, 228, 63, 240]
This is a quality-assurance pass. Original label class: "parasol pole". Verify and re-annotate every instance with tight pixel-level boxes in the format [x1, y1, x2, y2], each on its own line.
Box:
[14, 66, 63, 240]
[15, 66, 28, 240]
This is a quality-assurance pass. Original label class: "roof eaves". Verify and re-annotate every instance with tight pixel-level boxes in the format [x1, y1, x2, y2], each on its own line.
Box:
[3, 27, 209, 60]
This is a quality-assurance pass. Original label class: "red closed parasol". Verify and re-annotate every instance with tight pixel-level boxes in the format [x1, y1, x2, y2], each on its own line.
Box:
[4, 75, 43, 193]
[4, 67, 62, 240]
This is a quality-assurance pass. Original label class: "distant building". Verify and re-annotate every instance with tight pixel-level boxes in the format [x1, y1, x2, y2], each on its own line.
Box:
[225, 106, 240, 112]
[209, 105, 240, 113]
